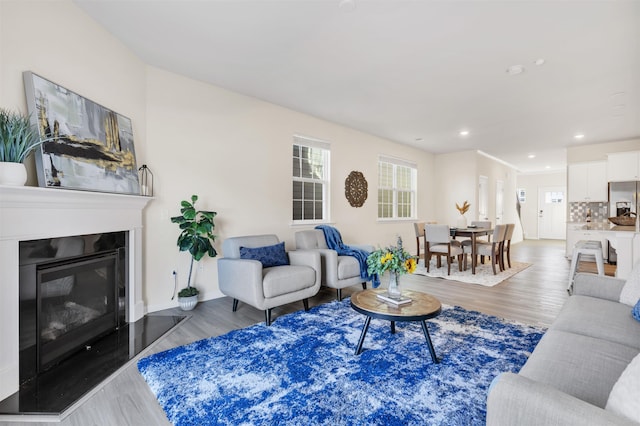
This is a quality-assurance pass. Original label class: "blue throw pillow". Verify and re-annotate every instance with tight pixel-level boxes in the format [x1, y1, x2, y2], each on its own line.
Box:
[633, 299, 640, 322]
[239, 242, 289, 268]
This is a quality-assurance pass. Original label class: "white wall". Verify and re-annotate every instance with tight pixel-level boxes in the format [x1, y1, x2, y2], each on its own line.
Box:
[143, 67, 436, 310]
[433, 151, 522, 243]
[567, 138, 640, 163]
[1, 1, 437, 314]
[516, 172, 567, 239]
[433, 151, 477, 225]
[0, 0, 148, 180]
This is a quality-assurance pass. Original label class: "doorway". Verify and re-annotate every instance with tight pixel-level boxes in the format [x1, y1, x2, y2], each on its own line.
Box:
[538, 186, 566, 239]
[495, 180, 504, 225]
[478, 175, 489, 221]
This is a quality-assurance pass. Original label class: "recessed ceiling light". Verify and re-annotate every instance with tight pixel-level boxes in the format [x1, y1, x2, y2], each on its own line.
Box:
[527, 154, 536, 159]
[459, 130, 470, 137]
[506, 65, 525, 75]
[574, 133, 585, 140]
[534, 58, 546, 66]
[545, 165, 551, 169]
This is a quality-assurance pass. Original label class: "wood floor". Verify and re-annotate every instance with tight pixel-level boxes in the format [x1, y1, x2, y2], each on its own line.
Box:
[3, 239, 601, 426]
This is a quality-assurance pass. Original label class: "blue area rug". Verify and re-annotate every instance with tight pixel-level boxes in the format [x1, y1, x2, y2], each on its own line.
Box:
[138, 299, 544, 425]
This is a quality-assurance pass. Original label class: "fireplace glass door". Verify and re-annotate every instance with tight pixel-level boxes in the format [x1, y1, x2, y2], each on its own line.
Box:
[37, 252, 118, 372]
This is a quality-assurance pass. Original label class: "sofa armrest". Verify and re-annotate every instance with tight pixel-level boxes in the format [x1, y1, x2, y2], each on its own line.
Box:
[217, 258, 265, 305]
[288, 250, 322, 287]
[573, 273, 626, 302]
[487, 373, 637, 426]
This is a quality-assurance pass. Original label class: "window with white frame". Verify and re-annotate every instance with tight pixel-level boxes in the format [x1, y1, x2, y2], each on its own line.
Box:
[377, 156, 417, 219]
[292, 136, 330, 222]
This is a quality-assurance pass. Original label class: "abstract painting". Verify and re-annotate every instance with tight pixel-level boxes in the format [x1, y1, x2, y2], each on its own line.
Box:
[23, 72, 140, 194]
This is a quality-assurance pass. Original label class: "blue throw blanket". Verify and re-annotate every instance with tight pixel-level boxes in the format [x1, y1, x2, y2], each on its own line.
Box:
[315, 225, 379, 287]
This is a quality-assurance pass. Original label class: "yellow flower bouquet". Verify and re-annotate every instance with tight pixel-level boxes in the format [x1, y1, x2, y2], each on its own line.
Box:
[366, 236, 417, 277]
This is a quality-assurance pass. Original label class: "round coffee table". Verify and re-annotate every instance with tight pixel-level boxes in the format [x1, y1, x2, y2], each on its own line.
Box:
[350, 288, 442, 363]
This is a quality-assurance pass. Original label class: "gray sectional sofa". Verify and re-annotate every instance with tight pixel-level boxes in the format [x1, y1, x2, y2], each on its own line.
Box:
[487, 272, 640, 425]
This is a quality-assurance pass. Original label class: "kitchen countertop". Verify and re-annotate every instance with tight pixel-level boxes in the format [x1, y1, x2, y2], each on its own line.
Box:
[567, 222, 638, 232]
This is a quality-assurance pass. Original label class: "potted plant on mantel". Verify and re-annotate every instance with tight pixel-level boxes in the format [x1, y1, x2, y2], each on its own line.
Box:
[0, 108, 47, 186]
[170, 194, 218, 311]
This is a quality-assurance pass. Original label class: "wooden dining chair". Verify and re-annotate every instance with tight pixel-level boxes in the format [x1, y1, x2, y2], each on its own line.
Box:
[424, 224, 464, 275]
[470, 224, 507, 275]
[461, 221, 492, 264]
[501, 223, 516, 268]
[413, 222, 426, 259]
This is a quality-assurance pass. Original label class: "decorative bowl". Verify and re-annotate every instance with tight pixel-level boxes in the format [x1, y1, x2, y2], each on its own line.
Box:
[608, 214, 636, 226]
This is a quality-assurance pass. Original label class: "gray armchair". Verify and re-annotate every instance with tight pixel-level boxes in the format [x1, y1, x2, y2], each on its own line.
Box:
[217, 234, 321, 325]
[295, 229, 374, 300]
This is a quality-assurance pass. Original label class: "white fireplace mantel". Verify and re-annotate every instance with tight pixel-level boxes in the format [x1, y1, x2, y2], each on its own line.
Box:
[0, 185, 152, 402]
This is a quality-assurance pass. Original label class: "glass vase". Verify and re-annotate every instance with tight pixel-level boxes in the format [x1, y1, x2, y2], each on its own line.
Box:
[387, 271, 402, 299]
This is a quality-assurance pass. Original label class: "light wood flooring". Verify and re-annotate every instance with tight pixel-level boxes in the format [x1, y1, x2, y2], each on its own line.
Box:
[1, 239, 608, 426]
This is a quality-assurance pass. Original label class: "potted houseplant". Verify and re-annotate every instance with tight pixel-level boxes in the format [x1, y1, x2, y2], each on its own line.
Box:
[170, 194, 217, 310]
[0, 108, 46, 185]
[456, 200, 470, 228]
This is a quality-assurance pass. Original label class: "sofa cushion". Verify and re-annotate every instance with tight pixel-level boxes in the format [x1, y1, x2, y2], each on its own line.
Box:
[549, 295, 640, 350]
[240, 242, 289, 268]
[262, 265, 315, 298]
[519, 329, 639, 408]
[337, 255, 360, 280]
[606, 352, 640, 423]
[620, 261, 640, 306]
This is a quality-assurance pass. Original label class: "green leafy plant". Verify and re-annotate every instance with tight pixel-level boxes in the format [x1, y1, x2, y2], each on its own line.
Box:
[366, 236, 417, 276]
[170, 195, 217, 298]
[0, 108, 46, 163]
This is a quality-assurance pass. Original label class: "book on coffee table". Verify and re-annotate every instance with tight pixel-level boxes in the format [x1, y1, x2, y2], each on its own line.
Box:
[376, 293, 412, 305]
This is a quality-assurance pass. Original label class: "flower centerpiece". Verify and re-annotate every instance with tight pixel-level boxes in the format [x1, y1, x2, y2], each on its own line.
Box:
[456, 200, 470, 228]
[366, 236, 417, 299]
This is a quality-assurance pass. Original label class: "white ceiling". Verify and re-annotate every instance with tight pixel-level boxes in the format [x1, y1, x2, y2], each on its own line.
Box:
[74, 0, 640, 173]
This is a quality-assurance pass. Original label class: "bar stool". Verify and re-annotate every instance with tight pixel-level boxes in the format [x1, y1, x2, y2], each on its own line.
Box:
[567, 240, 604, 293]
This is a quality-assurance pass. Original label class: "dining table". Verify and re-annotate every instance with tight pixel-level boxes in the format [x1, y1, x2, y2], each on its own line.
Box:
[450, 227, 494, 274]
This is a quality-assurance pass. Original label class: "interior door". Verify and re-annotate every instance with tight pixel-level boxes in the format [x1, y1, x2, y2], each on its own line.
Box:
[538, 186, 567, 239]
[495, 180, 504, 225]
[478, 175, 489, 221]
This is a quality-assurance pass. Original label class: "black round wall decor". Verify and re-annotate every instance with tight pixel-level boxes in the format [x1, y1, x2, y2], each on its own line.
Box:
[344, 171, 368, 207]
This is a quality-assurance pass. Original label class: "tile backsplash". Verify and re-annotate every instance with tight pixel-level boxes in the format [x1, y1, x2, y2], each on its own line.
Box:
[568, 202, 609, 223]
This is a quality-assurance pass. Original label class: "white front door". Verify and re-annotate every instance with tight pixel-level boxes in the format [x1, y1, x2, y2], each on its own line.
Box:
[538, 186, 566, 239]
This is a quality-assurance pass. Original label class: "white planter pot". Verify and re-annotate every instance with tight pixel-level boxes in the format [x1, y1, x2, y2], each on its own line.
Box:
[178, 295, 198, 311]
[0, 162, 27, 186]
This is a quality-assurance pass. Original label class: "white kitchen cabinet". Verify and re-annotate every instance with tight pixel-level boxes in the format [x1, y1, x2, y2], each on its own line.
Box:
[568, 161, 608, 202]
[566, 226, 608, 260]
[607, 151, 640, 182]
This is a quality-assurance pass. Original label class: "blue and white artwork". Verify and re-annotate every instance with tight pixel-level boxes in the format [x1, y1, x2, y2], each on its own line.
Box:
[23, 72, 140, 194]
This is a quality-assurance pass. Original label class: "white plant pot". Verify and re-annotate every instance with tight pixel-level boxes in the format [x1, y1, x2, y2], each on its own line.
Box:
[0, 162, 27, 186]
[178, 295, 198, 311]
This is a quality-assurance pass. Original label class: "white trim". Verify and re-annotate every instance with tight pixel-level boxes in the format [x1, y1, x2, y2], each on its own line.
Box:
[292, 136, 331, 223]
[293, 134, 331, 150]
[0, 185, 152, 402]
[377, 157, 418, 220]
[378, 154, 417, 169]
[476, 150, 519, 170]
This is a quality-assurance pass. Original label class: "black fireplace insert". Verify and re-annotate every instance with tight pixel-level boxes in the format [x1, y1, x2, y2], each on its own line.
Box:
[19, 232, 127, 384]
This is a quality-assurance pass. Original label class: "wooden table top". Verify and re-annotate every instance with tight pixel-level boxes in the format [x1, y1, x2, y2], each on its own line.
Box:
[350, 289, 442, 322]
[451, 227, 493, 237]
